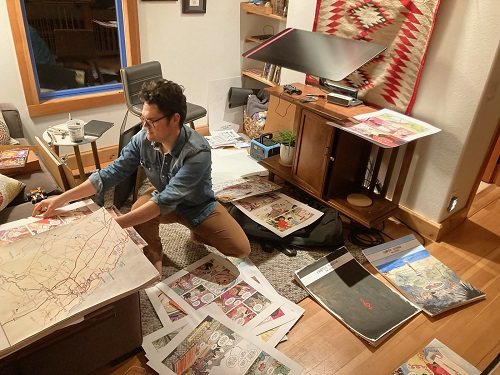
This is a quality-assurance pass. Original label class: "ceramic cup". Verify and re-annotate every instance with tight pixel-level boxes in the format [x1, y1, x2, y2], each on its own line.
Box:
[67, 119, 85, 142]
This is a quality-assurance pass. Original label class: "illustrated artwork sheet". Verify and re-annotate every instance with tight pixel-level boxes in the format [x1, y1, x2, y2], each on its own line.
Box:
[206, 129, 249, 149]
[0, 200, 95, 246]
[363, 234, 485, 316]
[157, 254, 286, 332]
[0, 208, 159, 359]
[145, 285, 189, 330]
[391, 338, 480, 375]
[142, 325, 185, 362]
[295, 247, 420, 346]
[329, 108, 441, 148]
[147, 307, 303, 375]
[232, 192, 323, 238]
[230, 257, 305, 347]
[212, 176, 281, 203]
[143, 256, 304, 364]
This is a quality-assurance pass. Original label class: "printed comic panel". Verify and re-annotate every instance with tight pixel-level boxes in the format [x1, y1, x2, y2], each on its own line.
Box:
[213, 280, 257, 313]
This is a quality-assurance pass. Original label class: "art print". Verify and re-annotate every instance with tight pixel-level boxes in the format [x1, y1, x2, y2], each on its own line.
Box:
[147, 309, 303, 375]
[233, 192, 323, 237]
[213, 176, 281, 203]
[158, 254, 286, 331]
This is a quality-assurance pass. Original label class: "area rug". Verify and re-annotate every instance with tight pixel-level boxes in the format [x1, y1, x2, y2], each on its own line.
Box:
[107, 186, 366, 335]
[139, 222, 366, 336]
[310, 0, 441, 114]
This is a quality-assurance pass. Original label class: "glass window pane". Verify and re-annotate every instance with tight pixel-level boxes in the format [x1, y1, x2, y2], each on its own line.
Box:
[23, 0, 125, 100]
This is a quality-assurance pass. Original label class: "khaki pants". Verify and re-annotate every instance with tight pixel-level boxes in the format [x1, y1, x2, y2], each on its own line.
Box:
[132, 187, 251, 265]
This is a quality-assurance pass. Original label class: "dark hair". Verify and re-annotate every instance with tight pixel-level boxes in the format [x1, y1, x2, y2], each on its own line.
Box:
[139, 79, 187, 126]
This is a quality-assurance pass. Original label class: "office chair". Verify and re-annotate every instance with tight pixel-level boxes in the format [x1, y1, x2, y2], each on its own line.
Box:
[113, 122, 144, 209]
[115, 61, 207, 208]
[119, 61, 207, 131]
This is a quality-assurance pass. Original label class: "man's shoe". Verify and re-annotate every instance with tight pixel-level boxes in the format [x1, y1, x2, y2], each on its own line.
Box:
[260, 241, 275, 253]
[278, 247, 297, 257]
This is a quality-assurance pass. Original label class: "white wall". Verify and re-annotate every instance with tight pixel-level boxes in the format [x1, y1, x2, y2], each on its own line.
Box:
[0, 0, 499, 225]
[403, 0, 500, 222]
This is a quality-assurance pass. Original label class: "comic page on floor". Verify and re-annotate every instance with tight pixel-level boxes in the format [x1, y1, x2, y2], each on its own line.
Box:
[147, 306, 303, 375]
[232, 192, 323, 238]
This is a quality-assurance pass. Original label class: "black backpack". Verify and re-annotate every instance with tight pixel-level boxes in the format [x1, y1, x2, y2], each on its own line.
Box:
[228, 202, 344, 250]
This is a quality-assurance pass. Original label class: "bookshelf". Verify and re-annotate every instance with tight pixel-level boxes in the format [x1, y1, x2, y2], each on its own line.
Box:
[240, 2, 287, 21]
[240, 2, 286, 88]
[242, 69, 278, 87]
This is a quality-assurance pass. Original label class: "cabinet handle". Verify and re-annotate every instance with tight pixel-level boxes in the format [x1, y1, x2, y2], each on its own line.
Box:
[330, 157, 335, 162]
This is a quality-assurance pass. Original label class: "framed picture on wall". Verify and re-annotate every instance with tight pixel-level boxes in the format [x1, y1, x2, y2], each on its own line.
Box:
[182, 0, 206, 13]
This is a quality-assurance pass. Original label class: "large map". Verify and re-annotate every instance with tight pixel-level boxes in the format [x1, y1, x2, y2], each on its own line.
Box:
[0, 208, 159, 359]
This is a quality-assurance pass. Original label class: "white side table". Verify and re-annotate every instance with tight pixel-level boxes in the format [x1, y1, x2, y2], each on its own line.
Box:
[43, 124, 105, 181]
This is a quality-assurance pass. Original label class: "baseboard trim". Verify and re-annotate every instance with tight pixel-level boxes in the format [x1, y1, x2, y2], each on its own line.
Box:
[393, 205, 468, 242]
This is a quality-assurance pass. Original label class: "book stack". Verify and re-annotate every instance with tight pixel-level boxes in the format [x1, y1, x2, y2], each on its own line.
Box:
[263, 63, 281, 84]
[294, 234, 486, 347]
[0, 148, 40, 177]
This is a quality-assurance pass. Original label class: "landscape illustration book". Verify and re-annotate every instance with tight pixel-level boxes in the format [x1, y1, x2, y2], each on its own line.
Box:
[391, 338, 480, 375]
[363, 234, 486, 316]
[294, 247, 420, 346]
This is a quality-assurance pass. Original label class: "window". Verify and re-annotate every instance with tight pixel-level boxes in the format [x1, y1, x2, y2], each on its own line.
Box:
[7, 0, 141, 117]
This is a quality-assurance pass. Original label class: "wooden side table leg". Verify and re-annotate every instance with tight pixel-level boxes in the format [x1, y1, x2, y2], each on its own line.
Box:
[73, 146, 87, 181]
[91, 141, 101, 170]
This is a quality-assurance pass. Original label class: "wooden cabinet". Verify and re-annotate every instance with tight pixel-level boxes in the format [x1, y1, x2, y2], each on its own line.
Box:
[260, 83, 415, 228]
[293, 109, 334, 196]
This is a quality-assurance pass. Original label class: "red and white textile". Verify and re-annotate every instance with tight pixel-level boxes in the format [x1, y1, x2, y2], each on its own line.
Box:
[310, 0, 441, 114]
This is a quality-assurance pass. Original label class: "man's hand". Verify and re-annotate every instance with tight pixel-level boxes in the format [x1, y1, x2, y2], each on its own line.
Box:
[32, 180, 97, 219]
[32, 195, 65, 218]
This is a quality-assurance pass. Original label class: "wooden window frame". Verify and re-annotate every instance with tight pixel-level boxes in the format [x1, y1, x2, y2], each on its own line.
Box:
[7, 1, 141, 117]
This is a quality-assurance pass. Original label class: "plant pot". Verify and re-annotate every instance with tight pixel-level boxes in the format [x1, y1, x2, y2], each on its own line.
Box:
[279, 144, 295, 167]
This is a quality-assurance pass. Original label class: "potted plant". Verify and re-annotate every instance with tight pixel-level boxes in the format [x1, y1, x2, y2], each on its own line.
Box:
[274, 129, 296, 166]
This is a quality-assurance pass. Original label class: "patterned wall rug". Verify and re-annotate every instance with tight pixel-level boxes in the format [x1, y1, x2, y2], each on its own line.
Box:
[310, 0, 441, 114]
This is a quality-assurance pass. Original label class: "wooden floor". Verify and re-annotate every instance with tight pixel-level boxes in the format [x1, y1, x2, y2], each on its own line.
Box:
[97, 184, 500, 375]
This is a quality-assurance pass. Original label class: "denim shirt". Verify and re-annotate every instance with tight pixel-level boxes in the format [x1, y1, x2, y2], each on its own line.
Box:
[89, 125, 217, 227]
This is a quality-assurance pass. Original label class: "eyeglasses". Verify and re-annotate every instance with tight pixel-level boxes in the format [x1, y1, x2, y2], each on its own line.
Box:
[140, 115, 168, 127]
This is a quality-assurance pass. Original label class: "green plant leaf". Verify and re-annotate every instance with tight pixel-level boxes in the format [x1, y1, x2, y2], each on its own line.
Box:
[273, 129, 296, 147]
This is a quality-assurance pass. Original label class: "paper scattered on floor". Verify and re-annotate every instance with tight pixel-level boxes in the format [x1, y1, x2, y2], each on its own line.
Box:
[143, 254, 305, 373]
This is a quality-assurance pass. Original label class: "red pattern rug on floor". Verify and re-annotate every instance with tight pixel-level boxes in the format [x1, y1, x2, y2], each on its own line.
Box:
[310, 0, 441, 114]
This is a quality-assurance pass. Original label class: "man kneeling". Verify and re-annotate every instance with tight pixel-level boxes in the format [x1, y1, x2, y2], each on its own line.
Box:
[33, 79, 251, 274]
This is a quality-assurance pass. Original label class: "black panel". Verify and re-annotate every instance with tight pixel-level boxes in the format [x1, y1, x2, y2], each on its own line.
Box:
[243, 28, 387, 81]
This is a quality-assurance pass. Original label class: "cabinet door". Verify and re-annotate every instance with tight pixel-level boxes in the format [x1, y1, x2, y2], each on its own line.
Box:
[292, 110, 335, 196]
